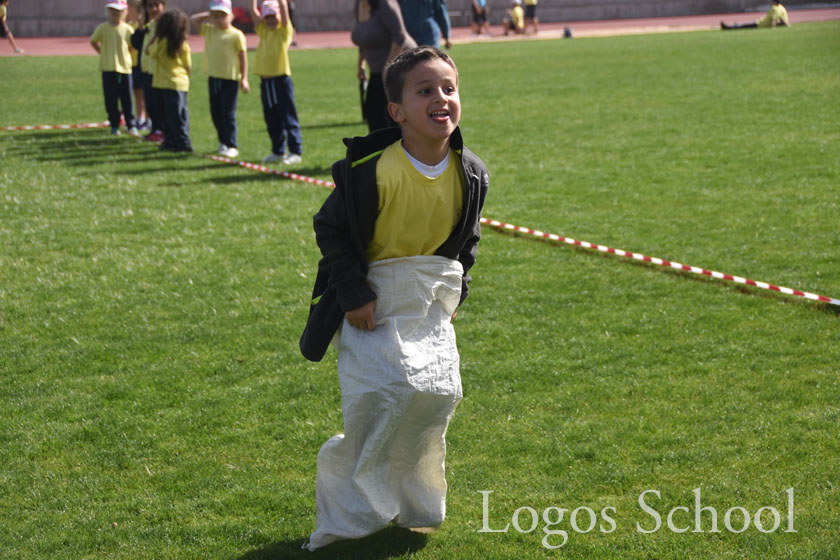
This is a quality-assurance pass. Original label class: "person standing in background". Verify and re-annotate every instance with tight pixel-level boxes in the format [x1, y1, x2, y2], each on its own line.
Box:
[524, 0, 538, 34]
[399, 0, 451, 49]
[352, 0, 416, 132]
[0, 0, 24, 54]
[471, 0, 489, 37]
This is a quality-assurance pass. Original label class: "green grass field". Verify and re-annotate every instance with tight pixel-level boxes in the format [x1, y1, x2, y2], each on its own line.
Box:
[1, 22, 839, 559]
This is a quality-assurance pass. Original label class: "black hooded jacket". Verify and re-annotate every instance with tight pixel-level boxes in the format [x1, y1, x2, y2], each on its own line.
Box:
[299, 126, 489, 362]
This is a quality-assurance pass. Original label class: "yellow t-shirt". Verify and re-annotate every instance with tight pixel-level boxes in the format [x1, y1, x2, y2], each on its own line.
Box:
[141, 20, 157, 74]
[149, 38, 191, 91]
[757, 5, 789, 27]
[512, 5, 524, 29]
[91, 21, 134, 74]
[0, 6, 7, 19]
[200, 22, 247, 80]
[525, 0, 537, 5]
[367, 141, 464, 263]
[254, 21, 293, 77]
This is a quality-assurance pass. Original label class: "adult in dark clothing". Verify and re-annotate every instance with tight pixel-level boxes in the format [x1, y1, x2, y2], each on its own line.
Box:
[352, 0, 416, 132]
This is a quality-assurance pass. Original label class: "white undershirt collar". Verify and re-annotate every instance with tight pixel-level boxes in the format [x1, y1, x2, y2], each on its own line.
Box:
[402, 145, 450, 179]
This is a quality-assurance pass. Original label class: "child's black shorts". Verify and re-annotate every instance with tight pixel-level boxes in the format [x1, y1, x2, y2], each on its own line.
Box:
[525, 4, 537, 19]
[132, 67, 144, 90]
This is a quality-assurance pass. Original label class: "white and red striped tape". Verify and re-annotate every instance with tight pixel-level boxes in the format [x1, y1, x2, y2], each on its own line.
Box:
[0, 121, 110, 131]
[478, 218, 840, 307]
[207, 155, 335, 187]
[6, 119, 835, 307]
[205, 153, 838, 307]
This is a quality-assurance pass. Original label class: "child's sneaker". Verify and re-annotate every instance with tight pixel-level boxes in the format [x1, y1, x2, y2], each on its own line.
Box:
[128, 127, 139, 136]
[220, 146, 239, 158]
[261, 152, 285, 163]
[282, 154, 302, 165]
[144, 130, 164, 143]
[111, 126, 121, 136]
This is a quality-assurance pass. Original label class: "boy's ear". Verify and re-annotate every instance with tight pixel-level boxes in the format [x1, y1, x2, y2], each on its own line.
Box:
[387, 101, 405, 123]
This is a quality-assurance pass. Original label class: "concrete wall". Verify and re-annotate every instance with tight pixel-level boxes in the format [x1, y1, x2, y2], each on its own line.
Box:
[7, 0, 836, 37]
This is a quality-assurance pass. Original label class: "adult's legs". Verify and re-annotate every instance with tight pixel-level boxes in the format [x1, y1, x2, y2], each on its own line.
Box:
[364, 73, 395, 133]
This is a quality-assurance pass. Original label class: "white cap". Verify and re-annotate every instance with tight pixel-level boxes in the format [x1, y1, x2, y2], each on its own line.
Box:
[261, 1, 280, 17]
[209, 0, 232, 14]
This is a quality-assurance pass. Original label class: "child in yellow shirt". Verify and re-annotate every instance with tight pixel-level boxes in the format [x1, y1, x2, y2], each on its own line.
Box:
[503, 0, 525, 36]
[0, 0, 24, 54]
[146, 8, 192, 152]
[721, 1, 790, 29]
[250, 0, 302, 165]
[90, 0, 137, 135]
[139, 0, 166, 143]
[126, 0, 148, 130]
[191, 0, 250, 158]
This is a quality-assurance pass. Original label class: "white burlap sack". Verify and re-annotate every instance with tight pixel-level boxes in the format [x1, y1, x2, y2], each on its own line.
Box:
[305, 255, 464, 551]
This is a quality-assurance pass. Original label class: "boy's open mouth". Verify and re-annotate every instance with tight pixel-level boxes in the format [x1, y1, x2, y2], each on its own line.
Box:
[430, 110, 450, 123]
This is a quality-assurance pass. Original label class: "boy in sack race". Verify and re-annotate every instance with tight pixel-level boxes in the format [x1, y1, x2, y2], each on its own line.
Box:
[300, 46, 490, 550]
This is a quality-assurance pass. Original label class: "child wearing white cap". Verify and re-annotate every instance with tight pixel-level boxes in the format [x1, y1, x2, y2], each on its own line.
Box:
[91, 0, 138, 135]
[191, 0, 250, 158]
[250, 0, 302, 165]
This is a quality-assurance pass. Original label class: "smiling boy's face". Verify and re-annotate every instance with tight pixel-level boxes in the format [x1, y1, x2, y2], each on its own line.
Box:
[388, 58, 461, 147]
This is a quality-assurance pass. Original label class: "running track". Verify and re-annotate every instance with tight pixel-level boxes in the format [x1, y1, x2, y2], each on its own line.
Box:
[2, 8, 838, 56]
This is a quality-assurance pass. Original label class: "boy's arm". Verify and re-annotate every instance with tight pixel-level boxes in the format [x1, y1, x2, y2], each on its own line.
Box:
[239, 49, 250, 92]
[90, 26, 101, 54]
[144, 34, 159, 56]
[378, 0, 417, 50]
[313, 161, 379, 320]
[357, 50, 367, 81]
[190, 11, 209, 30]
[250, 0, 262, 23]
[345, 301, 377, 331]
[279, 0, 290, 27]
[454, 161, 490, 306]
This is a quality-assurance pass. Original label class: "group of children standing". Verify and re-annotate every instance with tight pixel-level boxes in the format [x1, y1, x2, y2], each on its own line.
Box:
[95, 2, 492, 551]
[91, 0, 302, 162]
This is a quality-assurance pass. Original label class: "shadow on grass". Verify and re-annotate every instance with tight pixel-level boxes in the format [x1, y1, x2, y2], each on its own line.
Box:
[300, 121, 365, 131]
[237, 526, 429, 560]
